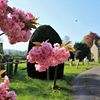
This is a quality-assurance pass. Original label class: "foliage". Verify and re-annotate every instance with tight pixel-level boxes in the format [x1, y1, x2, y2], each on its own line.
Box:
[27, 25, 64, 79]
[82, 32, 99, 47]
[74, 42, 90, 61]
[74, 50, 83, 61]
[28, 25, 62, 52]
[69, 51, 74, 60]
[4, 49, 27, 58]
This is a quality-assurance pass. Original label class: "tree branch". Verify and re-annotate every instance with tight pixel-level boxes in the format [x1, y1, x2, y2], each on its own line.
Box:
[0, 33, 5, 36]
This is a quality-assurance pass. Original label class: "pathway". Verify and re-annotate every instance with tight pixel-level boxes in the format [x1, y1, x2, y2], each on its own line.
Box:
[72, 66, 100, 100]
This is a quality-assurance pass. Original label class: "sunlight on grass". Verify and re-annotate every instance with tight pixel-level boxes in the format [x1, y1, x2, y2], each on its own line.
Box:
[9, 61, 100, 100]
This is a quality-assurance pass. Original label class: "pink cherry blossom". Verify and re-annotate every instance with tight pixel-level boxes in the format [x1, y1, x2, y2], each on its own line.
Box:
[51, 47, 70, 66]
[27, 42, 70, 72]
[7, 91, 16, 100]
[0, 83, 7, 100]
[4, 75, 9, 89]
[0, 0, 37, 44]
[0, 75, 16, 100]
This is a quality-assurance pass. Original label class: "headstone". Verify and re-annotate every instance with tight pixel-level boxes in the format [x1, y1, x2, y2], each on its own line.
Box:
[27, 25, 64, 79]
[83, 57, 89, 64]
[75, 58, 79, 68]
[69, 59, 73, 66]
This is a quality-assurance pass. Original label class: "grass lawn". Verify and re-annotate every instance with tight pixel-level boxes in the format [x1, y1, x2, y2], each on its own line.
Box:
[8, 61, 100, 100]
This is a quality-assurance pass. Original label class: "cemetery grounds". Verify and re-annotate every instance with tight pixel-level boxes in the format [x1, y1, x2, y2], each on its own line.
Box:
[8, 61, 100, 100]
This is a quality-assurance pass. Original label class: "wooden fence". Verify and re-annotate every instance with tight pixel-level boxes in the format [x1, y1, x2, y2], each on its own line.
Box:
[0, 60, 26, 78]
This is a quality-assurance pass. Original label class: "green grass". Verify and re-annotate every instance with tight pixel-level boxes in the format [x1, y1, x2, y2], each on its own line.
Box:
[8, 61, 100, 100]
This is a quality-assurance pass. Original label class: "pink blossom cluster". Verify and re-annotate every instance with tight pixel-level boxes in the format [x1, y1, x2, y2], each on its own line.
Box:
[0, 0, 37, 44]
[27, 42, 53, 72]
[0, 75, 16, 100]
[27, 42, 70, 72]
[51, 43, 70, 66]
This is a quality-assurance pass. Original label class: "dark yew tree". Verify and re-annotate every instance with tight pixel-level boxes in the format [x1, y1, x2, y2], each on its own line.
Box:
[27, 25, 64, 79]
[74, 42, 91, 61]
[69, 51, 75, 61]
[74, 50, 83, 61]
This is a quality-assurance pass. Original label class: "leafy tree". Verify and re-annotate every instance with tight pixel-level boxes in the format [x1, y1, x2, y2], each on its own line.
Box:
[74, 50, 83, 61]
[82, 32, 97, 47]
[74, 42, 90, 61]
[69, 51, 74, 61]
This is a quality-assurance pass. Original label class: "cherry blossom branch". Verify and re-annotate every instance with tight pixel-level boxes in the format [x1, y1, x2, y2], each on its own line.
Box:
[0, 0, 38, 44]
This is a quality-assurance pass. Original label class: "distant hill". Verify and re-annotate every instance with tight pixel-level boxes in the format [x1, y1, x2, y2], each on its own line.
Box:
[3, 49, 27, 57]
[4, 49, 24, 53]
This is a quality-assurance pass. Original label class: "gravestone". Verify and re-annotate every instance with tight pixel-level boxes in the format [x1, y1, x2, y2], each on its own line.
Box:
[27, 25, 64, 79]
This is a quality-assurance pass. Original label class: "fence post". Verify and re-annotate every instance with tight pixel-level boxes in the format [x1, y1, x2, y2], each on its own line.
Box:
[14, 60, 19, 75]
[6, 58, 13, 77]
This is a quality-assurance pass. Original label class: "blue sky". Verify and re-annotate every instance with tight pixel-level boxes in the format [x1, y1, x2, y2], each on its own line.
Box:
[1, 0, 100, 51]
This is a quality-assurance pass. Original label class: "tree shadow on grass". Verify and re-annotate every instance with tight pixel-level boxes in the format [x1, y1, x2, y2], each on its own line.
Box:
[62, 74, 78, 85]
